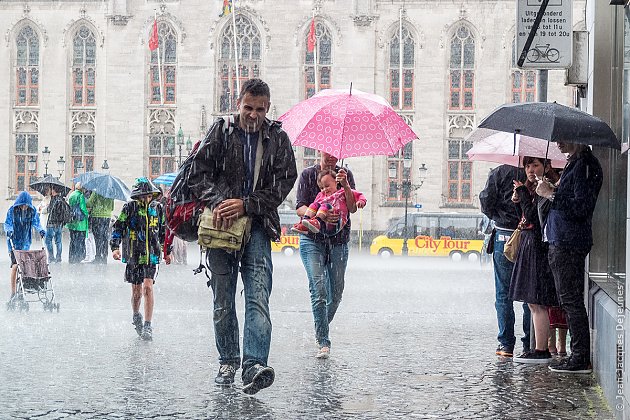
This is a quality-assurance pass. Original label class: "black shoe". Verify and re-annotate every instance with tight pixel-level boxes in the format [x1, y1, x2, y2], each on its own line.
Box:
[215, 364, 236, 386]
[548, 356, 592, 373]
[495, 345, 513, 357]
[132, 313, 143, 337]
[242, 364, 275, 395]
[513, 349, 552, 364]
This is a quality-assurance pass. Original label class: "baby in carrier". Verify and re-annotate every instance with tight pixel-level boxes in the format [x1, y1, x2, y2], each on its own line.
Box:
[292, 169, 366, 236]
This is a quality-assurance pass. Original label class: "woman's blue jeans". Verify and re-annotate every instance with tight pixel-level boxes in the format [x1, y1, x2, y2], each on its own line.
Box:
[299, 236, 348, 348]
[206, 224, 273, 371]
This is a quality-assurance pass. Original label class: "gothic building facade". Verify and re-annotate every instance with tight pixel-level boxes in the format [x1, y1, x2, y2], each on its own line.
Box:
[0, 0, 583, 233]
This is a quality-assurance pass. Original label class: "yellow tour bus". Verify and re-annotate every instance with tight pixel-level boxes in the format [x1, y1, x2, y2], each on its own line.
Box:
[370, 212, 486, 261]
[271, 209, 301, 256]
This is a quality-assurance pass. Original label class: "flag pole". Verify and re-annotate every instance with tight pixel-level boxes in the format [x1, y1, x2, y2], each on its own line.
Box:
[398, 7, 403, 110]
[313, 11, 318, 94]
[155, 11, 164, 105]
[232, 0, 241, 101]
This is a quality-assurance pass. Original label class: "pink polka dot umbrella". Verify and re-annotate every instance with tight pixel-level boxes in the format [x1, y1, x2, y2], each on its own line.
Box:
[278, 86, 418, 159]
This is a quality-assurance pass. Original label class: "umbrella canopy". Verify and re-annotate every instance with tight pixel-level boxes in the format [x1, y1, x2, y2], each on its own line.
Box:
[465, 128, 567, 168]
[478, 102, 620, 150]
[75, 172, 131, 201]
[278, 87, 418, 159]
[153, 172, 177, 186]
[29, 175, 71, 197]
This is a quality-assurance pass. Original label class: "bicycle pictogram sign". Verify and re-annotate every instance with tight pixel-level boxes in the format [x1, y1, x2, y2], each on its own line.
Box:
[526, 43, 560, 63]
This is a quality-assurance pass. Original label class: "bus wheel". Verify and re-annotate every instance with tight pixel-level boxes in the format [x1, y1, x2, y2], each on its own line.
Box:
[282, 247, 295, 257]
[449, 251, 463, 262]
[466, 251, 480, 263]
[378, 248, 393, 258]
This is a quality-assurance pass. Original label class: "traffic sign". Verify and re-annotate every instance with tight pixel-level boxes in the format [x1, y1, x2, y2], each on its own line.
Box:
[414, 204, 422, 209]
[516, 0, 572, 69]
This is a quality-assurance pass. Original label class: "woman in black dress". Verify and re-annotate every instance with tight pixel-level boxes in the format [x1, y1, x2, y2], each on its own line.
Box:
[509, 156, 560, 364]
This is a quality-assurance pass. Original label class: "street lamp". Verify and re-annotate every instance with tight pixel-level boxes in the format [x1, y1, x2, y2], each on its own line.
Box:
[186, 135, 192, 154]
[176, 125, 185, 167]
[101, 159, 109, 172]
[27, 156, 37, 173]
[42, 146, 51, 177]
[400, 160, 428, 256]
[56, 156, 65, 178]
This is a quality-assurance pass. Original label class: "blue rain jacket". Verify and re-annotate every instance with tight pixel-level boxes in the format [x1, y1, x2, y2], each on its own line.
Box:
[4, 191, 45, 252]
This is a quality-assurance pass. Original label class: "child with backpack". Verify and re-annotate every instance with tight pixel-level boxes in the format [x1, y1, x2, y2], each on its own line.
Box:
[110, 178, 170, 341]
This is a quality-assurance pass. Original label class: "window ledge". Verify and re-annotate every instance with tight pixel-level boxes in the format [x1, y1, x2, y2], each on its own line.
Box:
[440, 203, 478, 210]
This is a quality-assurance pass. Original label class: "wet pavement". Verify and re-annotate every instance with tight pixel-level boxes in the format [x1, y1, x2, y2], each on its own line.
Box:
[0, 244, 614, 419]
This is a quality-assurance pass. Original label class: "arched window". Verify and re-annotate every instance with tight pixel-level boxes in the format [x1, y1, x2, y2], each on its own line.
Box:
[389, 25, 415, 110]
[449, 25, 475, 110]
[150, 22, 177, 104]
[72, 25, 96, 106]
[446, 115, 474, 204]
[304, 21, 332, 99]
[218, 15, 262, 113]
[148, 109, 176, 177]
[15, 26, 39, 106]
[511, 39, 537, 103]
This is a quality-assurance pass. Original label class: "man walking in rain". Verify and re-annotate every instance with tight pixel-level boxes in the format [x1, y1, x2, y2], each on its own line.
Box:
[188, 78, 297, 394]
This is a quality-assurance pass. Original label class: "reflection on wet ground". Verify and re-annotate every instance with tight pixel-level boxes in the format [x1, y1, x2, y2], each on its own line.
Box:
[0, 250, 614, 419]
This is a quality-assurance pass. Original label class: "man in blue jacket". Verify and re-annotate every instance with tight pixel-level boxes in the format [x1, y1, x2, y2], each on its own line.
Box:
[4, 191, 46, 302]
[536, 142, 602, 374]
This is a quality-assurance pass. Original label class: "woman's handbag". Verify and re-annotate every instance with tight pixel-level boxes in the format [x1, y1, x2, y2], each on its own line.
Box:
[503, 228, 522, 263]
[197, 207, 251, 252]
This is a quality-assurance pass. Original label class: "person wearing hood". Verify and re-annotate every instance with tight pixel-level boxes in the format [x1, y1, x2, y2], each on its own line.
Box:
[110, 177, 170, 341]
[66, 183, 89, 264]
[4, 191, 46, 302]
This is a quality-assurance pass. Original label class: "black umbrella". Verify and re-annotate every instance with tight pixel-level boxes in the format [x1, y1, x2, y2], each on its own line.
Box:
[478, 102, 620, 150]
[30, 175, 71, 197]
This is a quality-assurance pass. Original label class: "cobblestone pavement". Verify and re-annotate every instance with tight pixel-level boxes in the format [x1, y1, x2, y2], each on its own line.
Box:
[0, 246, 614, 419]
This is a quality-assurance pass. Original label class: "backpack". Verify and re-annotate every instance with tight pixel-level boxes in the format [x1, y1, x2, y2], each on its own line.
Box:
[165, 117, 232, 242]
[71, 203, 85, 223]
[49, 197, 73, 225]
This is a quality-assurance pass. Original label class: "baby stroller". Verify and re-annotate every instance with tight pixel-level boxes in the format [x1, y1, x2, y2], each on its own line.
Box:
[7, 246, 59, 313]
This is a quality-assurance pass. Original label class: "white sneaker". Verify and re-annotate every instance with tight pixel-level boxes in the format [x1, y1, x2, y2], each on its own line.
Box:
[316, 346, 330, 359]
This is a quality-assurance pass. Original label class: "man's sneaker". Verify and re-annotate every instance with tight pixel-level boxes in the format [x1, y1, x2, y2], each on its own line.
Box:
[495, 345, 513, 357]
[548, 356, 592, 374]
[141, 324, 153, 341]
[290, 222, 309, 234]
[215, 364, 236, 386]
[513, 349, 552, 364]
[316, 346, 330, 359]
[132, 313, 143, 337]
[242, 364, 275, 395]
[302, 218, 321, 234]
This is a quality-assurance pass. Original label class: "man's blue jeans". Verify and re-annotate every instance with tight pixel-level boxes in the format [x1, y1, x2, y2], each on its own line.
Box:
[206, 224, 273, 371]
[493, 228, 531, 351]
[45, 225, 62, 263]
[299, 236, 348, 348]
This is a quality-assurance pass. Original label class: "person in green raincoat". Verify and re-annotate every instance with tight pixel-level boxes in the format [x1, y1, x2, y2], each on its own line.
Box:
[86, 191, 114, 264]
[66, 183, 89, 264]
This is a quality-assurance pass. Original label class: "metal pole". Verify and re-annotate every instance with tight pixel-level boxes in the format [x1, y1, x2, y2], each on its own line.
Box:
[537, 69, 548, 102]
[402, 181, 409, 256]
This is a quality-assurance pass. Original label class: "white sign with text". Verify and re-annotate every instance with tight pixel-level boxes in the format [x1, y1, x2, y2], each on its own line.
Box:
[516, 0, 573, 69]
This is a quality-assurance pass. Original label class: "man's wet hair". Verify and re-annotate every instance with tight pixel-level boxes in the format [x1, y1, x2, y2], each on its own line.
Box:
[238, 78, 270, 100]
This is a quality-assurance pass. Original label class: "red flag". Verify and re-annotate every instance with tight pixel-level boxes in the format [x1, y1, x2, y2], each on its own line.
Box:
[307, 18, 316, 53]
[149, 19, 159, 51]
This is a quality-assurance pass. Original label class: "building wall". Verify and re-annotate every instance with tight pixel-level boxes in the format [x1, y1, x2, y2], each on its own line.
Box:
[0, 0, 581, 233]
